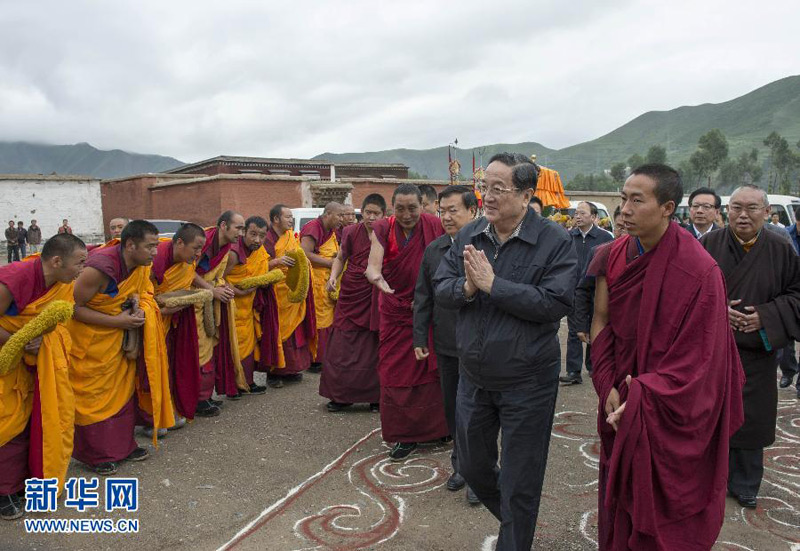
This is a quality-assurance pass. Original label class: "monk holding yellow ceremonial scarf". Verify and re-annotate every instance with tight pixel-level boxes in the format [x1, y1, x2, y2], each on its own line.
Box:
[192, 211, 245, 416]
[151, 223, 207, 428]
[300, 202, 342, 373]
[70, 220, 173, 476]
[225, 216, 283, 395]
[0, 235, 86, 521]
[264, 204, 317, 387]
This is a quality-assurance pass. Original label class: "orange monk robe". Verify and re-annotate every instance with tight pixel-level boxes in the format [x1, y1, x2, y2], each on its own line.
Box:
[264, 228, 317, 373]
[300, 218, 339, 364]
[68, 249, 173, 458]
[0, 270, 75, 494]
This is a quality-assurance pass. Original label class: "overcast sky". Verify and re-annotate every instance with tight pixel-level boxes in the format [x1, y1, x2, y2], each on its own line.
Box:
[1, 0, 798, 162]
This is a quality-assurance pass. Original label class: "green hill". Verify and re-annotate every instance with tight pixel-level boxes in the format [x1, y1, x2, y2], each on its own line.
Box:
[315, 75, 800, 183]
[0, 141, 183, 178]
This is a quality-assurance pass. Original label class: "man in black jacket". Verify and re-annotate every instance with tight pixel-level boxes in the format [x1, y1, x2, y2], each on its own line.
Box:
[413, 185, 478, 502]
[560, 201, 613, 385]
[434, 153, 577, 551]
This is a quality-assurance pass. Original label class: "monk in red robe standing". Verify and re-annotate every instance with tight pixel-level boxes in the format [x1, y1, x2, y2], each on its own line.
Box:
[264, 204, 317, 387]
[192, 211, 245, 414]
[0, 234, 86, 520]
[588, 164, 745, 550]
[366, 184, 448, 461]
[320, 194, 386, 412]
[300, 202, 342, 373]
[151, 223, 207, 430]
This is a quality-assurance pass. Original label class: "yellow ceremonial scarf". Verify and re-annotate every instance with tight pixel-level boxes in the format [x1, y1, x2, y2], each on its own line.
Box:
[68, 265, 174, 435]
[226, 246, 270, 360]
[310, 232, 339, 332]
[0, 282, 75, 492]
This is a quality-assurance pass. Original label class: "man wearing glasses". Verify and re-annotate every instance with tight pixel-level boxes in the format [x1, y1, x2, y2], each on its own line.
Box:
[434, 153, 577, 550]
[684, 187, 721, 238]
[702, 185, 800, 509]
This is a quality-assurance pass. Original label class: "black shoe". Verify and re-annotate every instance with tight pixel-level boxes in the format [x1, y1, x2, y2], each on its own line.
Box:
[267, 377, 284, 389]
[308, 363, 322, 374]
[737, 494, 757, 508]
[326, 401, 353, 413]
[209, 398, 224, 407]
[559, 373, 583, 385]
[195, 400, 222, 417]
[370, 403, 380, 413]
[389, 442, 417, 462]
[288, 373, 303, 382]
[126, 447, 150, 462]
[248, 383, 267, 395]
[0, 494, 23, 520]
[466, 486, 481, 505]
[93, 462, 118, 476]
[227, 391, 243, 401]
[446, 473, 466, 492]
[780, 375, 793, 388]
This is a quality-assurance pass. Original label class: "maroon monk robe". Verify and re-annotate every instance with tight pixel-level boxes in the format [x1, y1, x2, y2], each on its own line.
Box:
[588, 222, 745, 551]
[152, 240, 201, 420]
[319, 222, 381, 404]
[72, 245, 140, 465]
[372, 214, 448, 443]
[254, 283, 281, 372]
[195, 228, 235, 397]
[300, 217, 335, 363]
[0, 258, 49, 491]
[263, 228, 316, 375]
[214, 237, 248, 397]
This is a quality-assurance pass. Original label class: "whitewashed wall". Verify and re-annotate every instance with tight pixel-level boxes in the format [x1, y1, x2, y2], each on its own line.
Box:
[0, 177, 104, 245]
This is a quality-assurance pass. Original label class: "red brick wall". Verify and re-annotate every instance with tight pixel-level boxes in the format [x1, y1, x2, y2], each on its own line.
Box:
[100, 176, 155, 231]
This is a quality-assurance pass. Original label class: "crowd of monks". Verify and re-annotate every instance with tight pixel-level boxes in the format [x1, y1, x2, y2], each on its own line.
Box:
[0, 186, 462, 521]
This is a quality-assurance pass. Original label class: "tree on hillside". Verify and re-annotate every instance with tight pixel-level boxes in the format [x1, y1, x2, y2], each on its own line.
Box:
[678, 160, 702, 190]
[567, 172, 617, 192]
[609, 162, 627, 183]
[645, 145, 667, 165]
[763, 132, 799, 193]
[689, 129, 729, 186]
[627, 154, 645, 171]
[408, 170, 429, 180]
[717, 149, 763, 191]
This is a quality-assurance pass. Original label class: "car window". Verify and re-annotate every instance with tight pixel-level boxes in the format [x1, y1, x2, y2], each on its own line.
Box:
[770, 205, 790, 226]
[150, 221, 184, 234]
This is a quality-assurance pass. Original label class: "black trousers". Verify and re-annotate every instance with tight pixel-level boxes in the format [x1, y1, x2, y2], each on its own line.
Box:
[436, 353, 460, 473]
[728, 447, 764, 497]
[779, 342, 799, 385]
[456, 362, 559, 551]
[6, 245, 19, 264]
[566, 310, 591, 376]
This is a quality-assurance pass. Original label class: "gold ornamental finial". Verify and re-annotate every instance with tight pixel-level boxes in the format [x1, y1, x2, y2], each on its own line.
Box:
[530, 154, 537, 163]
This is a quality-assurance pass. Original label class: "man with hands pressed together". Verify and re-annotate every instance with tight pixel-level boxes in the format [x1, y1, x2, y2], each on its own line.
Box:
[433, 153, 577, 551]
[701, 185, 800, 509]
[588, 165, 744, 550]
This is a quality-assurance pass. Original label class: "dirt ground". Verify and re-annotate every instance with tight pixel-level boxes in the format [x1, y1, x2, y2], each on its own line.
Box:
[2, 323, 800, 551]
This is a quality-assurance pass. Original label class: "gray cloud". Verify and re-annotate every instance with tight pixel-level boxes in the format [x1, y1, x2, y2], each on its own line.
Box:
[0, 0, 797, 162]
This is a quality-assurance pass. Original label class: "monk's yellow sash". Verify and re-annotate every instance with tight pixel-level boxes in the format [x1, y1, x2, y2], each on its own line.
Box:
[68, 266, 174, 435]
[155, 259, 196, 335]
[310, 233, 339, 332]
[0, 282, 74, 492]
[226, 246, 270, 360]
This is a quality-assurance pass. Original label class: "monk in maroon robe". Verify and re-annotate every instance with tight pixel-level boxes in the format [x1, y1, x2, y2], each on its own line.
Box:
[366, 184, 448, 461]
[299, 202, 342, 373]
[320, 194, 386, 411]
[193, 212, 245, 413]
[589, 165, 744, 550]
[151, 223, 207, 424]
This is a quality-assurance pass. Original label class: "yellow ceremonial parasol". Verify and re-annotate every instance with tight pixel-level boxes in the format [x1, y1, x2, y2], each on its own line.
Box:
[534, 165, 570, 209]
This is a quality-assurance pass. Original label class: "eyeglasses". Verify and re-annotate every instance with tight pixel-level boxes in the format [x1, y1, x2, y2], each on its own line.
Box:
[728, 204, 765, 214]
[690, 203, 716, 211]
[476, 183, 519, 197]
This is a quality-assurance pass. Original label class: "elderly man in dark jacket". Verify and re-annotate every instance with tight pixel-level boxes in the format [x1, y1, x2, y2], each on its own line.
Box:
[413, 184, 478, 503]
[434, 153, 577, 551]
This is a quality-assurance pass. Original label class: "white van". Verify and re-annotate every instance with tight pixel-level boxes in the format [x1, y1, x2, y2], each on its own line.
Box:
[676, 193, 800, 226]
[291, 208, 361, 235]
